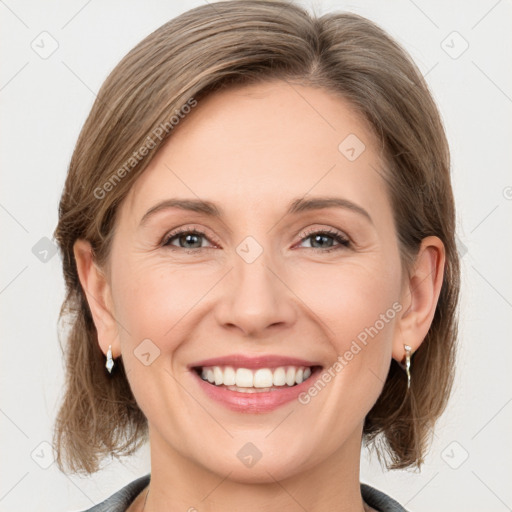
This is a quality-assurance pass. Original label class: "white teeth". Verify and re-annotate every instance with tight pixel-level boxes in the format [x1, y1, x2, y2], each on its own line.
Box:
[285, 367, 296, 386]
[214, 366, 223, 386]
[235, 368, 253, 387]
[223, 366, 236, 386]
[273, 367, 286, 386]
[253, 368, 273, 388]
[199, 365, 314, 388]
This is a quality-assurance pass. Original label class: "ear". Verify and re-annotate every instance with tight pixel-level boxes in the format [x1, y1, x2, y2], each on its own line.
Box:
[73, 239, 120, 358]
[392, 236, 445, 363]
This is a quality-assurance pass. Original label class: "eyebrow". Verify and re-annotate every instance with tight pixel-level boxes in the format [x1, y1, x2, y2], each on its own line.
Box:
[139, 196, 373, 226]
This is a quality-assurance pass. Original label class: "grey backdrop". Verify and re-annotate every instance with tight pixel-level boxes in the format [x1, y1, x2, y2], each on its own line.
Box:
[1, 1, 511, 511]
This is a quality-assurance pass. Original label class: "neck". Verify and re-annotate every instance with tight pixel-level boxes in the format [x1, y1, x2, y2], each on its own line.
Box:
[141, 425, 369, 512]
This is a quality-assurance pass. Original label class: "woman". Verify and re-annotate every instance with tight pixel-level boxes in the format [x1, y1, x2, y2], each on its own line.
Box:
[53, 1, 460, 511]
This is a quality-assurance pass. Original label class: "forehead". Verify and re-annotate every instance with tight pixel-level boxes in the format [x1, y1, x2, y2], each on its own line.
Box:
[121, 80, 388, 224]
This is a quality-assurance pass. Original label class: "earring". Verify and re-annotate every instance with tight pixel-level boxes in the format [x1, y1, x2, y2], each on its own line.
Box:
[105, 345, 114, 373]
[401, 344, 412, 390]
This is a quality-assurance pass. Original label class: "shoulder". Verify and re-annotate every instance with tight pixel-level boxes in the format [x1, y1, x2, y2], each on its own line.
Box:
[361, 483, 409, 512]
[77, 474, 150, 512]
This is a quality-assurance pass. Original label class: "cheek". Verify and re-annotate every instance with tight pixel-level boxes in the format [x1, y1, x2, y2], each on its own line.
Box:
[298, 257, 401, 393]
[296, 266, 400, 424]
[109, 260, 209, 416]
[112, 259, 207, 347]
[301, 257, 400, 335]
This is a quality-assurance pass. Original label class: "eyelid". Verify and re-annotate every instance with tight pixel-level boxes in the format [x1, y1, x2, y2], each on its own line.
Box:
[296, 225, 350, 242]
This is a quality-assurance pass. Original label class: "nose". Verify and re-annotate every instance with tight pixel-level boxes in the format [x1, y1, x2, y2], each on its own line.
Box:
[214, 250, 297, 338]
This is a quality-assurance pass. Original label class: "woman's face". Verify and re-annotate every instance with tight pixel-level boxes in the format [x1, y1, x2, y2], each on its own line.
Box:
[107, 80, 406, 482]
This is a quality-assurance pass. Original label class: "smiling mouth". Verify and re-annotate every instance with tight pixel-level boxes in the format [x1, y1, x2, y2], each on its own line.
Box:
[192, 365, 322, 392]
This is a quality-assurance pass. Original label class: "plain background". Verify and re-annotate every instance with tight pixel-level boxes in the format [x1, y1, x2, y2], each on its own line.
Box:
[1, 1, 511, 511]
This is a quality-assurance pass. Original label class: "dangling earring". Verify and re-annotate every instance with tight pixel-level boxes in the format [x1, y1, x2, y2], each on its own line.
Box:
[105, 345, 114, 373]
[401, 344, 412, 390]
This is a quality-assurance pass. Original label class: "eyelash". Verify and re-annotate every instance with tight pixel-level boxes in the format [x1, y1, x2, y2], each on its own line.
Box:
[161, 226, 351, 254]
[298, 227, 351, 252]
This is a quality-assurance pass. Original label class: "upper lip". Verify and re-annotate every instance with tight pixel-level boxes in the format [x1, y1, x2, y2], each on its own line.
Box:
[189, 354, 323, 370]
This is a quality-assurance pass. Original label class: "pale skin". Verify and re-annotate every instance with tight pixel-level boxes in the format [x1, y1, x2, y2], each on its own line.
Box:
[74, 80, 445, 512]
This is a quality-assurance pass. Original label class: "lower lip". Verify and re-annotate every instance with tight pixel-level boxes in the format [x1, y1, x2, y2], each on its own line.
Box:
[191, 367, 322, 413]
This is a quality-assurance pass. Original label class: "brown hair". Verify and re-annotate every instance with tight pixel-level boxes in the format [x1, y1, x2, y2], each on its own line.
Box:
[53, 0, 460, 474]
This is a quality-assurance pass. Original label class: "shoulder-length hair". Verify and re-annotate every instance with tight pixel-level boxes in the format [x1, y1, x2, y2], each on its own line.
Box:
[53, 0, 460, 474]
